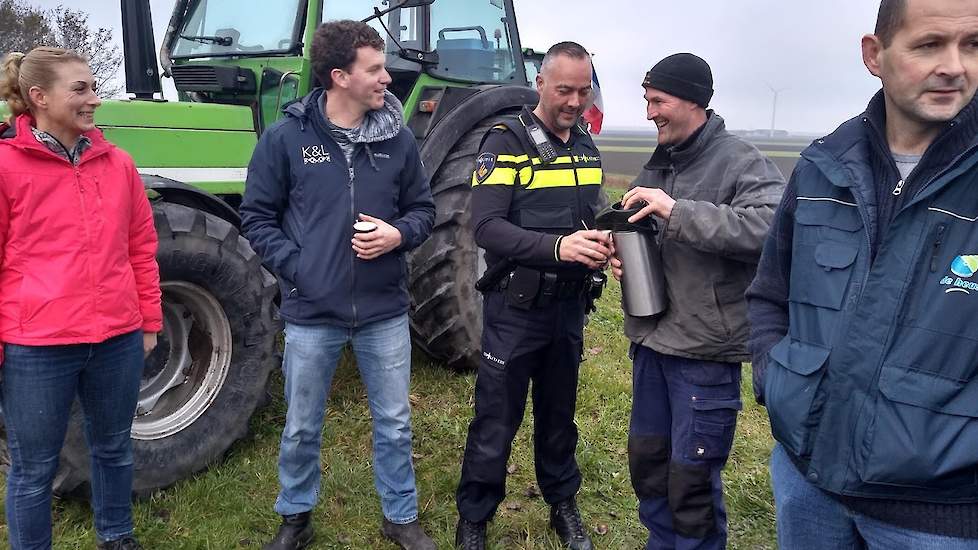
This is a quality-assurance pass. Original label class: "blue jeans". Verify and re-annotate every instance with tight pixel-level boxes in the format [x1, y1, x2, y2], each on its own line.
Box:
[1, 331, 144, 549]
[770, 443, 977, 549]
[275, 315, 419, 523]
[628, 346, 742, 550]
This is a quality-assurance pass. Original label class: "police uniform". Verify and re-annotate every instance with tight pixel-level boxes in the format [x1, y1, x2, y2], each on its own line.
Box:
[455, 107, 604, 523]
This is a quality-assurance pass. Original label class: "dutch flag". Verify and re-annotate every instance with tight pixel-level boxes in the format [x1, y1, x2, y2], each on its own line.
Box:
[583, 62, 604, 135]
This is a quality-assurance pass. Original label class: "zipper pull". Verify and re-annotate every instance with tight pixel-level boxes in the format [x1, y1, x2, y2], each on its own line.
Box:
[892, 179, 905, 196]
[348, 166, 355, 185]
[930, 223, 947, 272]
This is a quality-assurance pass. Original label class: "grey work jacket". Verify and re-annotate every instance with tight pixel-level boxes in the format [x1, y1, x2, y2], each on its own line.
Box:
[625, 112, 785, 362]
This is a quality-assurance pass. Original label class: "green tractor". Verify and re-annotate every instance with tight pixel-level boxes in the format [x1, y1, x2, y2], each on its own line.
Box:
[0, 0, 540, 496]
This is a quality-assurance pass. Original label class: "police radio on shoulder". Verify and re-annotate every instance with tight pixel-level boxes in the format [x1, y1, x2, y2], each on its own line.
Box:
[526, 122, 559, 164]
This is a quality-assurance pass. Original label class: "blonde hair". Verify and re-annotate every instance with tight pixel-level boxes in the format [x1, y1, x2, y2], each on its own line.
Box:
[0, 47, 88, 125]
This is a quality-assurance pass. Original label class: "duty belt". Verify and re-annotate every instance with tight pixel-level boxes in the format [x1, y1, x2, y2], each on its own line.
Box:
[493, 270, 588, 300]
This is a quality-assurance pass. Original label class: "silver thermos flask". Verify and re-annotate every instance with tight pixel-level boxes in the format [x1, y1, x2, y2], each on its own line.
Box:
[595, 201, 668, 317]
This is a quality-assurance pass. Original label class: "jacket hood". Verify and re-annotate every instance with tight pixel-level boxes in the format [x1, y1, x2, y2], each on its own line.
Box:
[284, 88, 404, 144]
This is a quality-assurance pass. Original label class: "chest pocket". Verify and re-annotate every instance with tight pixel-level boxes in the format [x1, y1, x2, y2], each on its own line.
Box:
[518, 205, 575, 230]
[795, 198, 863, 241]
[789, 200, 863, 310]
[900, 205, 978, 343]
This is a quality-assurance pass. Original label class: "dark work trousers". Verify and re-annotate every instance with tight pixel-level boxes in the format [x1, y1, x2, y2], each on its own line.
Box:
[456, 290, 587, 523]
[628, 345, 742, 550]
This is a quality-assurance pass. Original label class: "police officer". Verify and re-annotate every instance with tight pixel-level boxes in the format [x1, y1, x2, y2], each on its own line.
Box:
[454, 41, 609, 550]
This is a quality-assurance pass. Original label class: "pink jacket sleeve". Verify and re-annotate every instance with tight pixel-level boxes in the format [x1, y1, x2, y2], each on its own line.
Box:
[127, 163, 163, 332]
[0, 174, 8, 364]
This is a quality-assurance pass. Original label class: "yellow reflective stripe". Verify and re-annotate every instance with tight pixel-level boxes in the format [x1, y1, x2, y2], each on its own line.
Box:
[575, 168, 603, 184]
[495, 154, 599, 165]
[498, 156, 599, 167]
[518, 166, 533, 183]
[497, 154, 530, 164]
[545, 156, 599, 165]
[526, 168, 603, 189]
[472, 167, 517, 186]
[525, 168, 576, 188]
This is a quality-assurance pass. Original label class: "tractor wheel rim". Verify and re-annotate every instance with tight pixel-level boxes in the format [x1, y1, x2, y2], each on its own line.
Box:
[131, 281, 232, 440]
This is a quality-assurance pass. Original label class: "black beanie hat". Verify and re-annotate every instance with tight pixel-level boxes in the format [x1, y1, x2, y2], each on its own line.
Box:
[642, 53, 714, 108]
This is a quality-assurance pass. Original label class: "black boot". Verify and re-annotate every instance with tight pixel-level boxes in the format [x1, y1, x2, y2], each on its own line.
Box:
[550, 498, 593, 550]
[381, 518, 436, 550]
[263, 512, 314, 550]
[455, 517, 487, 550]
[97, 536, 143, 550]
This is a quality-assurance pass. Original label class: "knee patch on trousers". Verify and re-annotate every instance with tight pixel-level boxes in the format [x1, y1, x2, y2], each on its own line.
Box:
[668, 461, 716, 539]
[628, 434, 669, 499]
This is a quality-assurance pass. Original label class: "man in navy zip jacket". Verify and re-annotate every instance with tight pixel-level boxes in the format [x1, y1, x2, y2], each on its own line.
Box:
[240, 20, 435, 550]
[747, 0, 978, 547]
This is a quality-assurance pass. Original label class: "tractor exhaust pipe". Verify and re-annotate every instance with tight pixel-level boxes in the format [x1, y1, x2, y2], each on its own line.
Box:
[121, 0, 162, 99]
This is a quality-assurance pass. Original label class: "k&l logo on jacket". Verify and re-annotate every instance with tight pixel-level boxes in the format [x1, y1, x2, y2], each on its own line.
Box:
[940, 254, 978, 294]
[301, 145, 331, 165]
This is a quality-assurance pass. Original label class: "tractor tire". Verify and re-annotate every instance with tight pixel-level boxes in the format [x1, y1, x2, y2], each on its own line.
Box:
[48, 202, 279, 497]
[408, 112, 518, 370]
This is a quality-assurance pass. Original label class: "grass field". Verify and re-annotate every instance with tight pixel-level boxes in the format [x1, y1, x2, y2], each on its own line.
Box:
[0, 186, 777, 549]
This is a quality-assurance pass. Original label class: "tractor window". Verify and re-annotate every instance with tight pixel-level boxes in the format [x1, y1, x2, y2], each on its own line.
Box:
[323, 3, 421, 53]
[323, 2, 386, 47]
[172, 0, 304, 57]
[429, 0, 520, 83]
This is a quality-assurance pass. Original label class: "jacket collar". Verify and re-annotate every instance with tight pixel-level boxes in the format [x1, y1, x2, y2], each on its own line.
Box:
[2, 113, 113, 164]
[518, 106, 587, 147]
[808, 90, 978, 184]
[284, 88, 404, 144]
[644, 110, 724, 172]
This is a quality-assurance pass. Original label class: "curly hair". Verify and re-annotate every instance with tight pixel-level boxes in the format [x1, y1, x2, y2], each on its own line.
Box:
[310, 20, 385, 90]
[0, 47, 87, 124]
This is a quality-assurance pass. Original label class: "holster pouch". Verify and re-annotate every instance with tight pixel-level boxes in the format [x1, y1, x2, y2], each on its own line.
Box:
[537, 272, 558, 308]
[505, 266, 540, 310]
[586, 271, 608, 313]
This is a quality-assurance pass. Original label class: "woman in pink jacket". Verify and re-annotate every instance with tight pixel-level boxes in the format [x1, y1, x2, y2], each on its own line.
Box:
[0, 47, 161, 550]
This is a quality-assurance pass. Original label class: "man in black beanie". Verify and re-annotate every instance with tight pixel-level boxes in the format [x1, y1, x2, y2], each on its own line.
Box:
[609, 53, 784, 549]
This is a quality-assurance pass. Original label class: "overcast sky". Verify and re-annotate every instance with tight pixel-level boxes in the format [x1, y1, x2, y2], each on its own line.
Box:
[39, 1, 885, 134]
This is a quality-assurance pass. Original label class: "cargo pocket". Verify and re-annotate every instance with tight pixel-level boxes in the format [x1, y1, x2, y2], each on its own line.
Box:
[795, 199, 863, 240]
[684, 397, 741, 462]
[764, 336, 830, 457]
[858, 365, 978, 489]
[788, 241, 858, 310]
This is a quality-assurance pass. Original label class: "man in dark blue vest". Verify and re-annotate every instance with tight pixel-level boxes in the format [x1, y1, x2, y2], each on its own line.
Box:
[748, 0, 978, 547]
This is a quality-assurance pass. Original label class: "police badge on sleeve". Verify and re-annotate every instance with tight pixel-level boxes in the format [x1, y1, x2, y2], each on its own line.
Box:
[475, 152, 497, 184]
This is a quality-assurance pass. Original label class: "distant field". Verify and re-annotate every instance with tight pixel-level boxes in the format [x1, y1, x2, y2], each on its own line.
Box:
[595, 131, 806, 179]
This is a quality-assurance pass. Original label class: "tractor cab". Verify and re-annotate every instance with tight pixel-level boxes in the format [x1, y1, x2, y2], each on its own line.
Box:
[159, 0, 527, 132]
